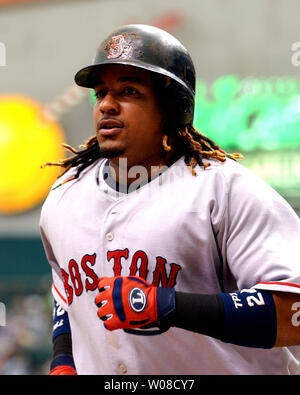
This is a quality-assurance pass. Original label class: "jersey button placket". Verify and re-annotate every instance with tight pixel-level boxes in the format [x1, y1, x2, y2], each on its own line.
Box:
[119, 363, 127, 374]
[105, 232, 114, 241]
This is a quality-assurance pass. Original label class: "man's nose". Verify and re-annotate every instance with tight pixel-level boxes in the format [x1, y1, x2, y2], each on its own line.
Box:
[99, 92, 120, 115]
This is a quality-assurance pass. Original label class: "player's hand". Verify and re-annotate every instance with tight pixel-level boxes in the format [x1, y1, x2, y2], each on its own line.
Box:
[95, 276, 175, 331]
[48, 365, 77, 375]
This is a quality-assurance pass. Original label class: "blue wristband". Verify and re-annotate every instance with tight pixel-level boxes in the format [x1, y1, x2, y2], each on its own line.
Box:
[219, 288, 277, 348]
[50, 354, 75, 370]
[52, 300, 71, 342]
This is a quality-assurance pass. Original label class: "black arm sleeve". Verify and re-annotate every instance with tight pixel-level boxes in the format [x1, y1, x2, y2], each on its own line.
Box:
[161, 292, 226, 340]
[53, 333, 73, 358]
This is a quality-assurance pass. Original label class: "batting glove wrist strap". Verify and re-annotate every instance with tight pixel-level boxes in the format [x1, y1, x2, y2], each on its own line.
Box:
[156, 286, 176, 319]
[95, 276, 175, 333]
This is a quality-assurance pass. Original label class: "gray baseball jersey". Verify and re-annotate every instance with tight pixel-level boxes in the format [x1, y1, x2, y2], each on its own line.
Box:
[40, 156, 300, 374]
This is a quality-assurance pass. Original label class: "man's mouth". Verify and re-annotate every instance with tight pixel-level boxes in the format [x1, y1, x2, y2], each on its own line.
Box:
[98, 119, 124, 136]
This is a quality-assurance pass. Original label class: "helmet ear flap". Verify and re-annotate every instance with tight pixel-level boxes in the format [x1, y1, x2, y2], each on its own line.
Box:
[162, 82, 194, 129]
[179, 95, 194, 126]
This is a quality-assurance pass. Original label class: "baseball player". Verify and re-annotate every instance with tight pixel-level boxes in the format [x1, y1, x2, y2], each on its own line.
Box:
[40, 24, 300, 375]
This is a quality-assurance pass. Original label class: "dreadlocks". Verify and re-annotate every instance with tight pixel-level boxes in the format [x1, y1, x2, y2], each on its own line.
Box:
[175, 124, 243, 175]
[41, 135, 100, 178]
[42, 125, 243, 180]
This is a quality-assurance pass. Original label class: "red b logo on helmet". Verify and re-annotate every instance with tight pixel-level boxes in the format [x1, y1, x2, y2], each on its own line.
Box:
[107, 35, 125, 59]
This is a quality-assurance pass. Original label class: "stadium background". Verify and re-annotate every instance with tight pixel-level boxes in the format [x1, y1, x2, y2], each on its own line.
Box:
[0, 0, 299, 374]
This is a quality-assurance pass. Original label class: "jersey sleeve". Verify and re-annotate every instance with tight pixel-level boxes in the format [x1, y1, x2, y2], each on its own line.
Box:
[219, 161, 300, 294]
[40, 226, 69, 311]
[51, 269, 69, 311]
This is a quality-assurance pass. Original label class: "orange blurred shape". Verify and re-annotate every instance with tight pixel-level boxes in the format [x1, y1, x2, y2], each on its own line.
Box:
[124, 11, 183, 32]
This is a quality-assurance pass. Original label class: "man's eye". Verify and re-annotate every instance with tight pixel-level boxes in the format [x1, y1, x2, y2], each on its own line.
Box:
[122, 87, 138, 95]
[95, 90, 107, 99]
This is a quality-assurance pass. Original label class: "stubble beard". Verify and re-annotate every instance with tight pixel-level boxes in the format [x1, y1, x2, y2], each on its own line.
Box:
[97, 135, 126, 159]
[99, 146, 126, 159]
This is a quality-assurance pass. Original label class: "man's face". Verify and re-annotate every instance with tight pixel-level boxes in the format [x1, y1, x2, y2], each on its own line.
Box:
[93, 64, 164, 167]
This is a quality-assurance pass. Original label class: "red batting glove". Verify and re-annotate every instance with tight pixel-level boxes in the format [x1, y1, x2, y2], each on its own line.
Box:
[95, 276, 175, 332]
[49, 365, 77, 375]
